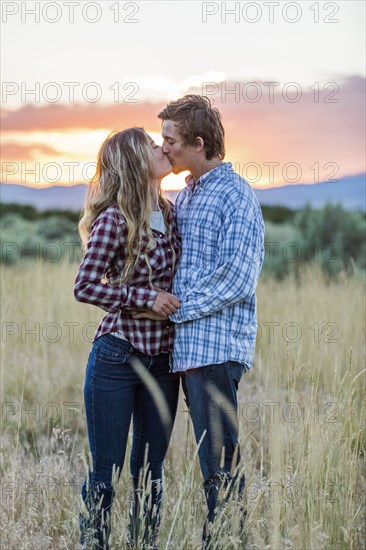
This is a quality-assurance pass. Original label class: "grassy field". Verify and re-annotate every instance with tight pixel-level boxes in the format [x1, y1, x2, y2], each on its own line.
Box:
[0, 263, 365, 549]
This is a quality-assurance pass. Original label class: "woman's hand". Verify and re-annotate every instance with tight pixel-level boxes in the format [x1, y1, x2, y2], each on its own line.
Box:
[131, 309, 168, 321]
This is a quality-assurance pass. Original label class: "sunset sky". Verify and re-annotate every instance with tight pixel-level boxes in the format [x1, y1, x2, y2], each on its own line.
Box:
[1, 1, 365, 191]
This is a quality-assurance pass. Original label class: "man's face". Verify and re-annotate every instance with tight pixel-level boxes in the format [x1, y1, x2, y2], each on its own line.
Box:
[161, 120, 196, 174]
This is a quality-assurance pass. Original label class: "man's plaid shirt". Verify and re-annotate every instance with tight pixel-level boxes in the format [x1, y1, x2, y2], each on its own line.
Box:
[169, 162, 265, 372]
[74, 202, 181, 355]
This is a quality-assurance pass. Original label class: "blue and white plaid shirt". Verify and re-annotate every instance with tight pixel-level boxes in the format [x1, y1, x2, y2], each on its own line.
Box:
[169, 162, 265, 372]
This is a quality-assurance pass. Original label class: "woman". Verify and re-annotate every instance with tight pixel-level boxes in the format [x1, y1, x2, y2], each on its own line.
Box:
[74, 128, 181, 549]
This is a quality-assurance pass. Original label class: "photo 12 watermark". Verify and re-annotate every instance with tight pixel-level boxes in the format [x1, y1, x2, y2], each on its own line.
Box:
[1, 321, 99, 344]
[0, 318, 342, 345]
[1, 241, 82, 264]
[1, 476, 81, 506]
[2, 400, 84, 425]
[0, 159, 341, 185]
[0, 238, 343, 266]
[1, 80, 140, 104]
[202, 81, 340, 104]
[256, 320, 341, 344]
[1, 160, 97, 184]
[234, 399, 340, 424]
[231, 161, 340, 185]
[1, 396, 339, 429]
[247, 475, 340, 504]
[201, 2, 340, 24]
[1, 1, 140, 24]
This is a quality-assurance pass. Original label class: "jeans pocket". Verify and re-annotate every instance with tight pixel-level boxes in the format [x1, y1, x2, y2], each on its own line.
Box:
[97, 344, 130, 365]
[95, 335, 132, 365]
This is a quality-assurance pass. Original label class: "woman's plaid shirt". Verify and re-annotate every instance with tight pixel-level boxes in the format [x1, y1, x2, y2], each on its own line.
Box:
[74, 202, 181, 355]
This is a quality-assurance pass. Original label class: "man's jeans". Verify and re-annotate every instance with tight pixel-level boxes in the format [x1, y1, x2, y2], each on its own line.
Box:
[181, 361, 246, 536]
[80, 333, 179, 549]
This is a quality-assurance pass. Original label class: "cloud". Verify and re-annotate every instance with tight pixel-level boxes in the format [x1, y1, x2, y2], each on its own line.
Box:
[1, 102, 164, 133]
[225, 76, 365, 177]
[0, 143, 62, 161]
[1, 76, 365, 185]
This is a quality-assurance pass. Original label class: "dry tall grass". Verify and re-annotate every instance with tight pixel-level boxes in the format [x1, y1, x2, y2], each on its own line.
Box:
[0, 263, 365, 549]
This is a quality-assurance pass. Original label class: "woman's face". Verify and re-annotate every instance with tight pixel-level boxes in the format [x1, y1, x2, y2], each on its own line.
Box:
[148, 136, 173, 180]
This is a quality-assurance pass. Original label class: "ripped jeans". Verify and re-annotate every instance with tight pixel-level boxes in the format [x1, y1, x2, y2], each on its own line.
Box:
[80, 333, 179, 549]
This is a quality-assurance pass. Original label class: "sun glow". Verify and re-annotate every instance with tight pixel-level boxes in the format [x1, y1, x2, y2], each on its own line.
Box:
[1, 129, 188, 190]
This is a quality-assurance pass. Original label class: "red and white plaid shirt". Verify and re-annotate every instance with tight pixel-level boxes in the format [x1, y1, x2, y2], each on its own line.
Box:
[74, 202, 181, 355]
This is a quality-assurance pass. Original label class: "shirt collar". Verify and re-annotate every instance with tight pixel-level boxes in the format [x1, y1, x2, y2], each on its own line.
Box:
[185, 162, 232, 192]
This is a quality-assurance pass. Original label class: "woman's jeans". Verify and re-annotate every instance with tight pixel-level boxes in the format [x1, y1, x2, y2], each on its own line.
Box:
[79, 333, 179, 549]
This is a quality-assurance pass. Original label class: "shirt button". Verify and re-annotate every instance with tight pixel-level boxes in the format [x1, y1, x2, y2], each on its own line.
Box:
[168, 267, 171, 271]
[168, 249, 171, 252]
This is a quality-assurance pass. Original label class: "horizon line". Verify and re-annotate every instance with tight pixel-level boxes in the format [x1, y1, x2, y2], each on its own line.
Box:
[1, 171, 365, 192]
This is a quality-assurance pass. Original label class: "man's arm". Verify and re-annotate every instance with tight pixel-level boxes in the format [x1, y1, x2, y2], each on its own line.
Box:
[170, 205, 264, 323]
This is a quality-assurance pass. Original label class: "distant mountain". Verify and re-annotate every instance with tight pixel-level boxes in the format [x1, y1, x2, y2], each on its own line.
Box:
[253, 173, 365, 211]
[0, 183, 88, 211]
[1, 173, 365, 212]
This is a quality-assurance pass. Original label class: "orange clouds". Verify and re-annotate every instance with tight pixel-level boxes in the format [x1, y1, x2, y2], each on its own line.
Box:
[1, 76, 365, 187]
[0, 143, 62, 160]
[1, 102, 164, 133]
[214, 76, 366, 184]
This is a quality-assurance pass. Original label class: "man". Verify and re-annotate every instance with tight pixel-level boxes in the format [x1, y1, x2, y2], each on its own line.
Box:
[158, 95, 265, 545]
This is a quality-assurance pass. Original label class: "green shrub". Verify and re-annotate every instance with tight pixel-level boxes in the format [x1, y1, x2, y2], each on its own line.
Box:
[36, 216, 78, 240]
[263, 222, 303, 279]
[294, 203, 366, 276]
[261, 204, 297, 224]
[0, 214, 82, 264]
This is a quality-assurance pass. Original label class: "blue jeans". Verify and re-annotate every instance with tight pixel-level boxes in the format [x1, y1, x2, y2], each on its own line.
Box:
[181, 361, 246, 540]
[80, 333, 179, 549]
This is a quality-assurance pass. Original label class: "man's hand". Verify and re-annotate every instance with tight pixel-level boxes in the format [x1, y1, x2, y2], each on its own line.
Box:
[151, 290, 180, 316]
[127, 290, 180, 320]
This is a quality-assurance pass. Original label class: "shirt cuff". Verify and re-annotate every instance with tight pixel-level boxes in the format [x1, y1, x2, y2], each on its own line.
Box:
[128, 287, 159, 309]
[170, 301, 206, 323]
[169, 311, 183, 323]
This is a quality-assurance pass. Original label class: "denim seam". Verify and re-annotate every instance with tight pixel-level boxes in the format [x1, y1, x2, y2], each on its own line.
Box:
[209, 365, 218, 474]
[134, 384, 144, 483]
[90, 349, 97, 476]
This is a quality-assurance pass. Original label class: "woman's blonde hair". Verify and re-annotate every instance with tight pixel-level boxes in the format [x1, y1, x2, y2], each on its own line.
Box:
[78, 128, 174, 283]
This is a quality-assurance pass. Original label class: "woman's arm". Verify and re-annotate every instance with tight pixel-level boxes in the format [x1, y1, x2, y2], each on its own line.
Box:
[74, 209, 158, 313]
